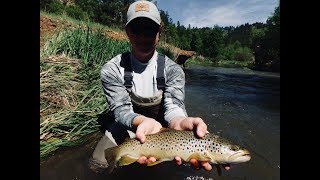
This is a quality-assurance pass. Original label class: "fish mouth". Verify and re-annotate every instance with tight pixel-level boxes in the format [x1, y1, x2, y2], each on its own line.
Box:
[229, 150, 251, 163]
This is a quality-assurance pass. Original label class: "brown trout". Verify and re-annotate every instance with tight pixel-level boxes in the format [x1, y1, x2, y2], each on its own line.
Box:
[105, 128, 251, 173]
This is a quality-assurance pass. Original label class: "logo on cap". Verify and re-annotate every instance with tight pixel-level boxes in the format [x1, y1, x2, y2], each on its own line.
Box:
[135, 2, 150, 12]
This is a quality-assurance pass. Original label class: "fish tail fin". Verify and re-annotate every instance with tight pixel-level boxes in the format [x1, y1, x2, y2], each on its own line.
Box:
[104, 146, 119, 174]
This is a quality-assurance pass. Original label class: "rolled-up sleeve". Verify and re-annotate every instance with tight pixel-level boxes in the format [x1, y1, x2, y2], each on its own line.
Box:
[100, 58, 139, 129]
[163, 60, 188, 123]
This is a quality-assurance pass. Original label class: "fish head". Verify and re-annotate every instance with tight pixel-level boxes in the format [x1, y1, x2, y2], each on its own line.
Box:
[224, 144, 251, 163]
[207, 136, 251, 164]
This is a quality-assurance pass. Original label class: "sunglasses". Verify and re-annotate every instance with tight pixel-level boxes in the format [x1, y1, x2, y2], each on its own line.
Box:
[128, 21, 160, 37]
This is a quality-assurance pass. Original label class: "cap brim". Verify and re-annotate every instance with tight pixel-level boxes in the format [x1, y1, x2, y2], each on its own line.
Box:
[126, 14, 160, 26]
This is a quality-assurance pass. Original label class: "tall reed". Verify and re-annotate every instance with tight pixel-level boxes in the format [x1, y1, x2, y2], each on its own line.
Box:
[40, 27, 130, 159]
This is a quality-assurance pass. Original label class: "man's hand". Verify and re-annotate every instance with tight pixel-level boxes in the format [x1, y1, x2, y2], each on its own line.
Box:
[169, 116, 207, 137]
[132, 115, 162, 164]
[132, 115, 162, 143]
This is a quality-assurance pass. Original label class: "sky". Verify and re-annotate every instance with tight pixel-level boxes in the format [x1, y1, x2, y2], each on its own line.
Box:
[155, 0, 279, 28]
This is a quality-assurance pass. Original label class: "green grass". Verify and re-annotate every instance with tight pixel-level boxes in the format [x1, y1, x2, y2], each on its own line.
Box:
[184, 56, 255, 69]
[214, 60, 255, 68]
[40, 11, 123, 33]
[40, 25, 130, 159]
[185, 56, 215, 67]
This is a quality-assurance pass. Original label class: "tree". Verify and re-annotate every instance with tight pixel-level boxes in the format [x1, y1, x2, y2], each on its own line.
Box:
[262, 4, 280, 71]
[190, 29, 203, 53]
[201, 27, 224, 59]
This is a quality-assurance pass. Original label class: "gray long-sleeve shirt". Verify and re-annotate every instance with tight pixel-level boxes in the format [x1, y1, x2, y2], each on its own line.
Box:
[100, 51, 187, 129]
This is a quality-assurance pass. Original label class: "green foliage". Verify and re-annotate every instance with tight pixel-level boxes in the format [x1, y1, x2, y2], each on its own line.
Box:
[46, 0, 65, 14]
[190, 30, 203, 53]
[251, 25, 266, 47]
[65, 5, 89, 21]
[201, 27, 224, 58]
[74, 0, 100, 20]
[41, 27, 130, 85]
[157, 47, 175, 60]
[185, 56, 214, 67]
[40, 0, 53, 10]
[163, 24, 178, 46]
[215, 60, 254, 69]
[234, 47, 253, 62]
[217, 41, 253, 62]
[265, 5, 280, 59]
[160, 10, 171, 26]
[40, 25, 131, 158]
[253, 3, 280, 71]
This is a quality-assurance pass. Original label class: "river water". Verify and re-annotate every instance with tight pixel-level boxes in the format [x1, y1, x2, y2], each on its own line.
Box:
[40, 66, 280, 180]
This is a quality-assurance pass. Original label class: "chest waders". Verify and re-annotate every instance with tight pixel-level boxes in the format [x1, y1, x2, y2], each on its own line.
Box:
[90, 53, 167, 171]
[121, 52, 167, 127]
[96, 52, 167, 133]
[90, 52, 167, 170]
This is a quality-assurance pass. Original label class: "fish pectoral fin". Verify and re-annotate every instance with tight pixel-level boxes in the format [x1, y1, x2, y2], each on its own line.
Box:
[147, 159, 167, 166]
[118, 155, 139, 166]
[187, 152, 212, 162]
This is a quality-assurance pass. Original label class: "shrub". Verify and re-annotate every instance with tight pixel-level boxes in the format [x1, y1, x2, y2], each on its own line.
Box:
[46, 0, 65, 14]
[234, 47, 253, 61]
[157, 47, 175, 60]
[65, 5, 89, 21]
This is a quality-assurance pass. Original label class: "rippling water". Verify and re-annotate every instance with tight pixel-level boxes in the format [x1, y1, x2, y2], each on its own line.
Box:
[40, 66, 280, 180]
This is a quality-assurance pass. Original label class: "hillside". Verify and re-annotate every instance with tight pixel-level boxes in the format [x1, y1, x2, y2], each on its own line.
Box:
[40, 13, 197, 61]
[40, 15, 127, 46]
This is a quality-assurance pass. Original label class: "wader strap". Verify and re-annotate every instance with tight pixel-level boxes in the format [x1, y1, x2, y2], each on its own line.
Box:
[121, 52, 133, 91]
[121, 52, 166, 91]
[156, 54, 165, 90]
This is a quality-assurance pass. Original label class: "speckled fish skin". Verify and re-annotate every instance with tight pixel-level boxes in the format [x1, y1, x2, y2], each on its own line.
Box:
[105, 128, 251, 173]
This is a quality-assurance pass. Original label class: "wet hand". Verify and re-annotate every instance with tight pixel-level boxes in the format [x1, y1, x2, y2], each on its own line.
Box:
[132, 115, 162, 165]
[169, 116, 208, 138]
[137, 156, 157, 164]
[133, 115, 162, 143]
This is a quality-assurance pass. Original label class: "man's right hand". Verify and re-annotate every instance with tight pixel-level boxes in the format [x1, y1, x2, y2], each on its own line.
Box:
[132, 115, 162, 143]
[132, 115, 162, 164]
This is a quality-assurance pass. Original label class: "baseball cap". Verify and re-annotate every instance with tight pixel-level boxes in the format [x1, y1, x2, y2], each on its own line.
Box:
[126, 0, 161, 26]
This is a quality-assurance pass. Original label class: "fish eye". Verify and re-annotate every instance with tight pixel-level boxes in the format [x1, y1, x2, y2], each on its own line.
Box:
[230, 145, 239, 151]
